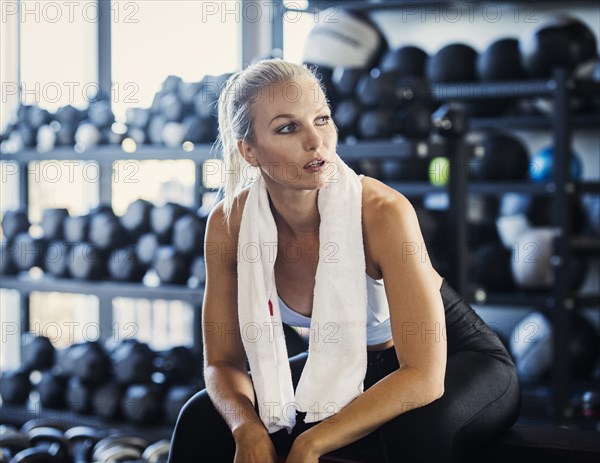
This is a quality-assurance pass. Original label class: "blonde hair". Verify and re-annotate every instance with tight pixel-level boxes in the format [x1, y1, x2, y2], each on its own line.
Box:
[216, 59, 329, 225]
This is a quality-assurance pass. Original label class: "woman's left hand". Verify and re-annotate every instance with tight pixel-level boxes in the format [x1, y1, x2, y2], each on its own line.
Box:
[285, 435, 321, 463]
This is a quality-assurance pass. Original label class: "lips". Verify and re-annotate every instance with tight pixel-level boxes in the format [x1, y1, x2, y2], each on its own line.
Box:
[304, 158, 326, 169]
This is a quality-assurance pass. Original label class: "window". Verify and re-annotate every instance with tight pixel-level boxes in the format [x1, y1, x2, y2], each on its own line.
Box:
[111, 0, 240, 121]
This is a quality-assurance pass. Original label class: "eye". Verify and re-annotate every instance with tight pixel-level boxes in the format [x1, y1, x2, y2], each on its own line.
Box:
[316, 115, 331, 126]
[277, 122, 297, 134]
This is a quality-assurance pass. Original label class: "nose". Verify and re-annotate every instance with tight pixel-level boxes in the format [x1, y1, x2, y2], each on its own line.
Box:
[304, 125, 323, 152]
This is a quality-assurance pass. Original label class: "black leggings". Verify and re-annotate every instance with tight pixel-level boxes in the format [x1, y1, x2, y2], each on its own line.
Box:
[168, 279, 521, 463]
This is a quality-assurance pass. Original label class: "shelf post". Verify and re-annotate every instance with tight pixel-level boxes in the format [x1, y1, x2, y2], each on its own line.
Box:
[432, 105, 469, 295]
[551, 67, 573, 423]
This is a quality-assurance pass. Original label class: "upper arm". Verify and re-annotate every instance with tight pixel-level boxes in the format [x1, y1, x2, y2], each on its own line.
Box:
[366, 183, 446, 382]
[202, 198, 247, 370]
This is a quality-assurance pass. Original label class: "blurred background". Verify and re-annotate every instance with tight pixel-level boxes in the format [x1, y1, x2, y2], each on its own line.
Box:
[0, 0, 599, 457]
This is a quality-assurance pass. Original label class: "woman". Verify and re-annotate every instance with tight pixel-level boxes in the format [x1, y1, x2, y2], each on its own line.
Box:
[168, 59, 520, 463]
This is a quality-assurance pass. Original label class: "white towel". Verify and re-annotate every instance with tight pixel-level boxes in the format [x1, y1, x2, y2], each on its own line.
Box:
[237, 154, 368, 434]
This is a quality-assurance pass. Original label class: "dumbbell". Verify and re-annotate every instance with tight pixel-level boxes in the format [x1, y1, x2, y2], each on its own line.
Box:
[61, 341, 111, 384]
[21, 335, 55, 371]
[0, 368, 32, 405]
[121, 383, 165, 424]
[12, 425, 69, 462]
[65, 377, 94, 414]
[153, 246, 189, 285]
[172, 212, 206, 256]
[126, 108, 152, 130]
[180, 114, 218, 144]
[88, 98, 115, 129]
[147, 114, 168, 145]
[36, 371, 67, 409]
[23, 104, 51, 131]
[92, 435, 148, 462]
[108, 245, 147, 282]
[194, 75, 221, 119]
[142, 439, 171, 463]
[178, 80, 202, 106]
[151, 203, 188, 242]
[65, 426, 102, 463]
[11, 233, 47, 272]
[161, 122, 186, 148]
[1, 209, 30, 241]
[68, 242, 107, 280]
[43, 241, 72, 278]
[0, 241, 17, 275]
[111, 340, 155, 385]
[155, 346, 199, 384]
[137, 233, 161, 266]
[91, 380, 124, 420]
[89, 209, 129, 251]
[120, 199, 153, 239]
[63, 214, 90, 242]
[75, 121, 103, 150]
[0, 426, 29, 461]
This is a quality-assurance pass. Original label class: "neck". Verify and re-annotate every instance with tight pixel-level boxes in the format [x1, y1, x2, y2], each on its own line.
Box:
[266, 183, 320, 240]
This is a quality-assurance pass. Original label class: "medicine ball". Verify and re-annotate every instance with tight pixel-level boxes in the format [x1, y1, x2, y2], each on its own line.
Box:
[510, 311, 599, 381]
[583, 194, 600, 235]
[529, 145, 583, 182]
[471, 242, 515, 292]
[378, 158, 430, 181]
[379, 45, 429, 77]
[509, 311, 553, 381]
[519, 16, 598, 78]
[333, 99, 361, 139]
[302, 8, 388, 70]
[499, 193, 588, 235]
[426, 43, 478, 83]
[478, 38, 525, 81]
[471, 133, 530, 181]
[511, 227, 589, 291]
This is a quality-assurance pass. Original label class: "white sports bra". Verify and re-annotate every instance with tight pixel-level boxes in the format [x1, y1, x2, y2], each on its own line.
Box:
[278, 273, 394, 346]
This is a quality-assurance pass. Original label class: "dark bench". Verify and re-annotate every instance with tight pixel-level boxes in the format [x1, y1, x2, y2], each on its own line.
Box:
[314, 424, 600, 463]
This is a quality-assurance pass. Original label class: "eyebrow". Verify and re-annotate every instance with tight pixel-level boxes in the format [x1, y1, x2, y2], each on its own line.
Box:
[269, 105, 329, 126]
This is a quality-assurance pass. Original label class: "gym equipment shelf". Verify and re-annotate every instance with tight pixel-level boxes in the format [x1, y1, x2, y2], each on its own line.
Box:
[0, 139, 452, 163]
[0, 275, 203, 305]
[470, 289, 600, 310]
[0, 403, 172, 443]
[470, 113, 600, 131]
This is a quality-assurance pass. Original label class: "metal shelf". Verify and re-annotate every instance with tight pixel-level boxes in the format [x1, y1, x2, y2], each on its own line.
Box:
[0, 145, 219, 163]
[468, 182, 555, 195]
[571, 236, 600, 253]
[470, 113, 600, 131]
[337, 138, 449, 159]
[1, 140, 453, 164]
[470, 288, 600, 310]
[469, 287, 556, 309]
[0, 275, 204, 305]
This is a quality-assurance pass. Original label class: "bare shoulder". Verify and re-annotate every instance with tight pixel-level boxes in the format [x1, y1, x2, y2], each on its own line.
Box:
[361, 175, 415, 224]
[360, 176, 421, 273]
[204, 188, 251, 269]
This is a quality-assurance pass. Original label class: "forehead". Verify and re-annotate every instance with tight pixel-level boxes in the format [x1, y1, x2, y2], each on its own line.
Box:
[252, 77, 328, 121]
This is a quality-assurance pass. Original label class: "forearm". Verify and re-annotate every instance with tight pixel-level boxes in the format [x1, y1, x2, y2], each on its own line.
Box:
[301, 367, 444, 456]
[204, 361, 265, 440]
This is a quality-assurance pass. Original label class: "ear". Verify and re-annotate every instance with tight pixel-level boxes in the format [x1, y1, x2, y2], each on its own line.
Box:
[238, 139, 258, 167]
